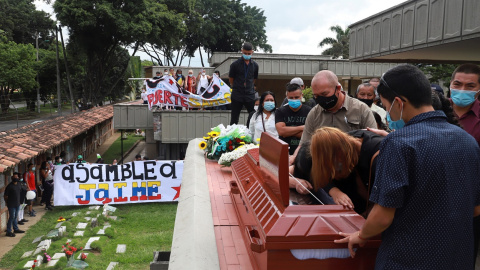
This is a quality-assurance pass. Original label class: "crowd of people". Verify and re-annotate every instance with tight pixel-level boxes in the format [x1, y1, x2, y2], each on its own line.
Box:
[4, 154, 66, 237]
[228, 42, 480, 269]
[3, 151, 154, 238]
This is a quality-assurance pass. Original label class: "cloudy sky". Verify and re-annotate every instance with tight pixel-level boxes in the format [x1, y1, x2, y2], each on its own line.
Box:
[34, 0, 406, 66]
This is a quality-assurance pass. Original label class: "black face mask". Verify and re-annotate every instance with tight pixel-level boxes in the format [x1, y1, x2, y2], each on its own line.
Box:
[12, 177, 19, 183]
[315, 89, 338, 110]
[358, 98, 374, 107]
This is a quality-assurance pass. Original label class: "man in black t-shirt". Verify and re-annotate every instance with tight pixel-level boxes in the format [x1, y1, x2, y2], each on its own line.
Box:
[275, 83, 312, 155]
[4, 173, 25, 237]
[228, 42, 259, 125]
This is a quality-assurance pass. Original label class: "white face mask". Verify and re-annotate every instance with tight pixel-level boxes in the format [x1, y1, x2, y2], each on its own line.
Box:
[254, 105, 259, 111]
[202, 72, 206, 76]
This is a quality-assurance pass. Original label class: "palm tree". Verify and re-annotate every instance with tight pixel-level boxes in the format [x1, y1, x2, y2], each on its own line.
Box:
[318, 25, 350, 59]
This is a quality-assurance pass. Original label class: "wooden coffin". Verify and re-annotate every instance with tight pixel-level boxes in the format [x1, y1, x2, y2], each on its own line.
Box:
[230, 132, 380, 270]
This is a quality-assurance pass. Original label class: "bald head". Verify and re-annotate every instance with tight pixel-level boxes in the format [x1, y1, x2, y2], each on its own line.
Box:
[312, 70, 338, 88]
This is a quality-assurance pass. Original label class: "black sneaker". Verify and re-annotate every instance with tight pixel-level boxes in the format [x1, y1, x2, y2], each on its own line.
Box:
[6, 232, 15, 237]
[21, 219, 29, 222]
[18, 221, 25, 225]
[29, 212, 36, 217]
[45, 206, 53, 211]
[13, 229, 25, 233]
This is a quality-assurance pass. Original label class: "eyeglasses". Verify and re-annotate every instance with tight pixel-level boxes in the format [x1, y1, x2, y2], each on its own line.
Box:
[380, 76, 406, 102]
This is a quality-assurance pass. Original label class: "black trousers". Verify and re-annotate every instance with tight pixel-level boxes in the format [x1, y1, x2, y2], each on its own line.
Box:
[43, 181, 53, 207]
[230, 99, 255, 126]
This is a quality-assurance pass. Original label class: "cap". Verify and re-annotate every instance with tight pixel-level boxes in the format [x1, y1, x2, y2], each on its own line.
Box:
[78, 155, 83, 159]
[290, 77, 304, 86]
[431, 84, 444, 96]
[97, 154, 101, 159]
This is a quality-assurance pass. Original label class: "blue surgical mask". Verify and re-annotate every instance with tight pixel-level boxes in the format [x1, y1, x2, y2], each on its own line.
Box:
[263, 101, 275, 111]
[32, 167, 36, 171]
[243, 54, 252, 60]
[450, 88, 479, 107]
[386, 99, 405, 131]
[288, 99, 302, 109]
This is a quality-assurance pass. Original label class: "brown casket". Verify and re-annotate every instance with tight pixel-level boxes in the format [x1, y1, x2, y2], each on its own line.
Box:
[230, 133, 380, 270]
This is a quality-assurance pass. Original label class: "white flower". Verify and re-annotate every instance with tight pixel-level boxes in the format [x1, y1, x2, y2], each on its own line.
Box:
[218, 144, 259, 166]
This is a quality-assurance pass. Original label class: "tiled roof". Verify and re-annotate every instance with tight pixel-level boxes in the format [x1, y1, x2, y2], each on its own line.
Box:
[0, 105, 113, 173]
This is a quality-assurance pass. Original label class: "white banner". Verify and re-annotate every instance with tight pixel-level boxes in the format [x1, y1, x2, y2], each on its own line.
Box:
[53, 161, 183, 206]
[145, 74, 232, 109]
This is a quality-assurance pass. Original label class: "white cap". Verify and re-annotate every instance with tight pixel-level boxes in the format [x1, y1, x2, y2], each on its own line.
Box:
[290, 77, 304, 86]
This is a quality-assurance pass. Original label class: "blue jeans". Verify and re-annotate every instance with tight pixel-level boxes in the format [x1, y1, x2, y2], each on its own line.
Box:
[7, 206, 20, 233]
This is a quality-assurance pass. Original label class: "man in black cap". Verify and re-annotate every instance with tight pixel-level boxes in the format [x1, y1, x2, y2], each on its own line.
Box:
[229, 42, 258, 125]
[4, 173, 25, 237]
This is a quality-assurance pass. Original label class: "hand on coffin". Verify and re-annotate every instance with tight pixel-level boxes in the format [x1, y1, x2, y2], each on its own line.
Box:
[294, 179, 313, 195]
[330, 188, 354, 209]
[334, 231, 367, 258]
[366, 127, 389, 137]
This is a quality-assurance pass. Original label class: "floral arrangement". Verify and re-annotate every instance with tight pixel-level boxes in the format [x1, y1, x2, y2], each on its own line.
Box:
[80, 252, 88, 261]
[62, 242, 81, 258]
[199, 124, 252, 160]
[43, 252, 51, 263]
[57, 216, 66, 222]
[218, 143, 259, 166]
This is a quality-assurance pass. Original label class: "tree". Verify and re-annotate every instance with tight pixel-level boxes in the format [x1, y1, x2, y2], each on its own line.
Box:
[318, 25, 350, 59]
[54, 0, 174, 105]
[416, 63, 457, 88]
[141, 0, 272, 67]
[0, 0, 55, 45]
[0, 37, 37, 113]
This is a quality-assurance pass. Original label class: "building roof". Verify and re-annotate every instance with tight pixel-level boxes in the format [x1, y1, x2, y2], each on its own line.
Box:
[0, 105, 113, 173]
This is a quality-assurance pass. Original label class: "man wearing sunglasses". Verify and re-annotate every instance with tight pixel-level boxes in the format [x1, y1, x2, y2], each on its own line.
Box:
[335, 64, 480, 270]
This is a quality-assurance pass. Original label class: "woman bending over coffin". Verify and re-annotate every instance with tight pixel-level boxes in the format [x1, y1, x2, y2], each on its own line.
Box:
[289, 127, 384, 216]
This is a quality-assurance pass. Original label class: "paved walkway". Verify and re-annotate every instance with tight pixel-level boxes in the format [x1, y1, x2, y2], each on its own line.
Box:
[85, 132, 121, 163]
[0, 204, 47, 262]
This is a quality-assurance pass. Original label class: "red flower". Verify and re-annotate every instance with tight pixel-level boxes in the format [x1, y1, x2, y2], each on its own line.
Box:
[228, 140, 232, 145]
[34, 260, 37, 263]
[235, 138, 241, 143]
[228, 145, 233, 150]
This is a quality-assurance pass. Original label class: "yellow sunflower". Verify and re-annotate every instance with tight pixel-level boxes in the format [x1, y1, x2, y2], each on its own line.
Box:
[210, 131, 220, 138]
[256, 138, 261, 142]
[199, 141, 207, 150]
[203, 136, 211, 140]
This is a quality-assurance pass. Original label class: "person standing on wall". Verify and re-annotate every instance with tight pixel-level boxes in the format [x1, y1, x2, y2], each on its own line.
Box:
[229, 42, 258, 125]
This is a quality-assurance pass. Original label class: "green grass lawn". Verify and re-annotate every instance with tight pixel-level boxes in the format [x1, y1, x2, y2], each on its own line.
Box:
[102, 134, 144, 164]
[0, 203, 177, 270]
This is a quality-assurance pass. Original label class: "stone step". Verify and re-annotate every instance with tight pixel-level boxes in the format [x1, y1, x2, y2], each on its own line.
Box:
[116, 244, 126, 254]
[21, 251, 33, 259]
[106, 262, 119, 270]
[74, 231, 85, 237]
[84, 237, 101, 250]
[52, 253, 66, 260]
[46, 259, 59, 267]
[76, 222, 88, 229]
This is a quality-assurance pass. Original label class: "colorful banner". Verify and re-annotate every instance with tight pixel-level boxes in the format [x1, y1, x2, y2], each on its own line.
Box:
[53, 161, 183, 206]
[145, 74, 232, 109]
